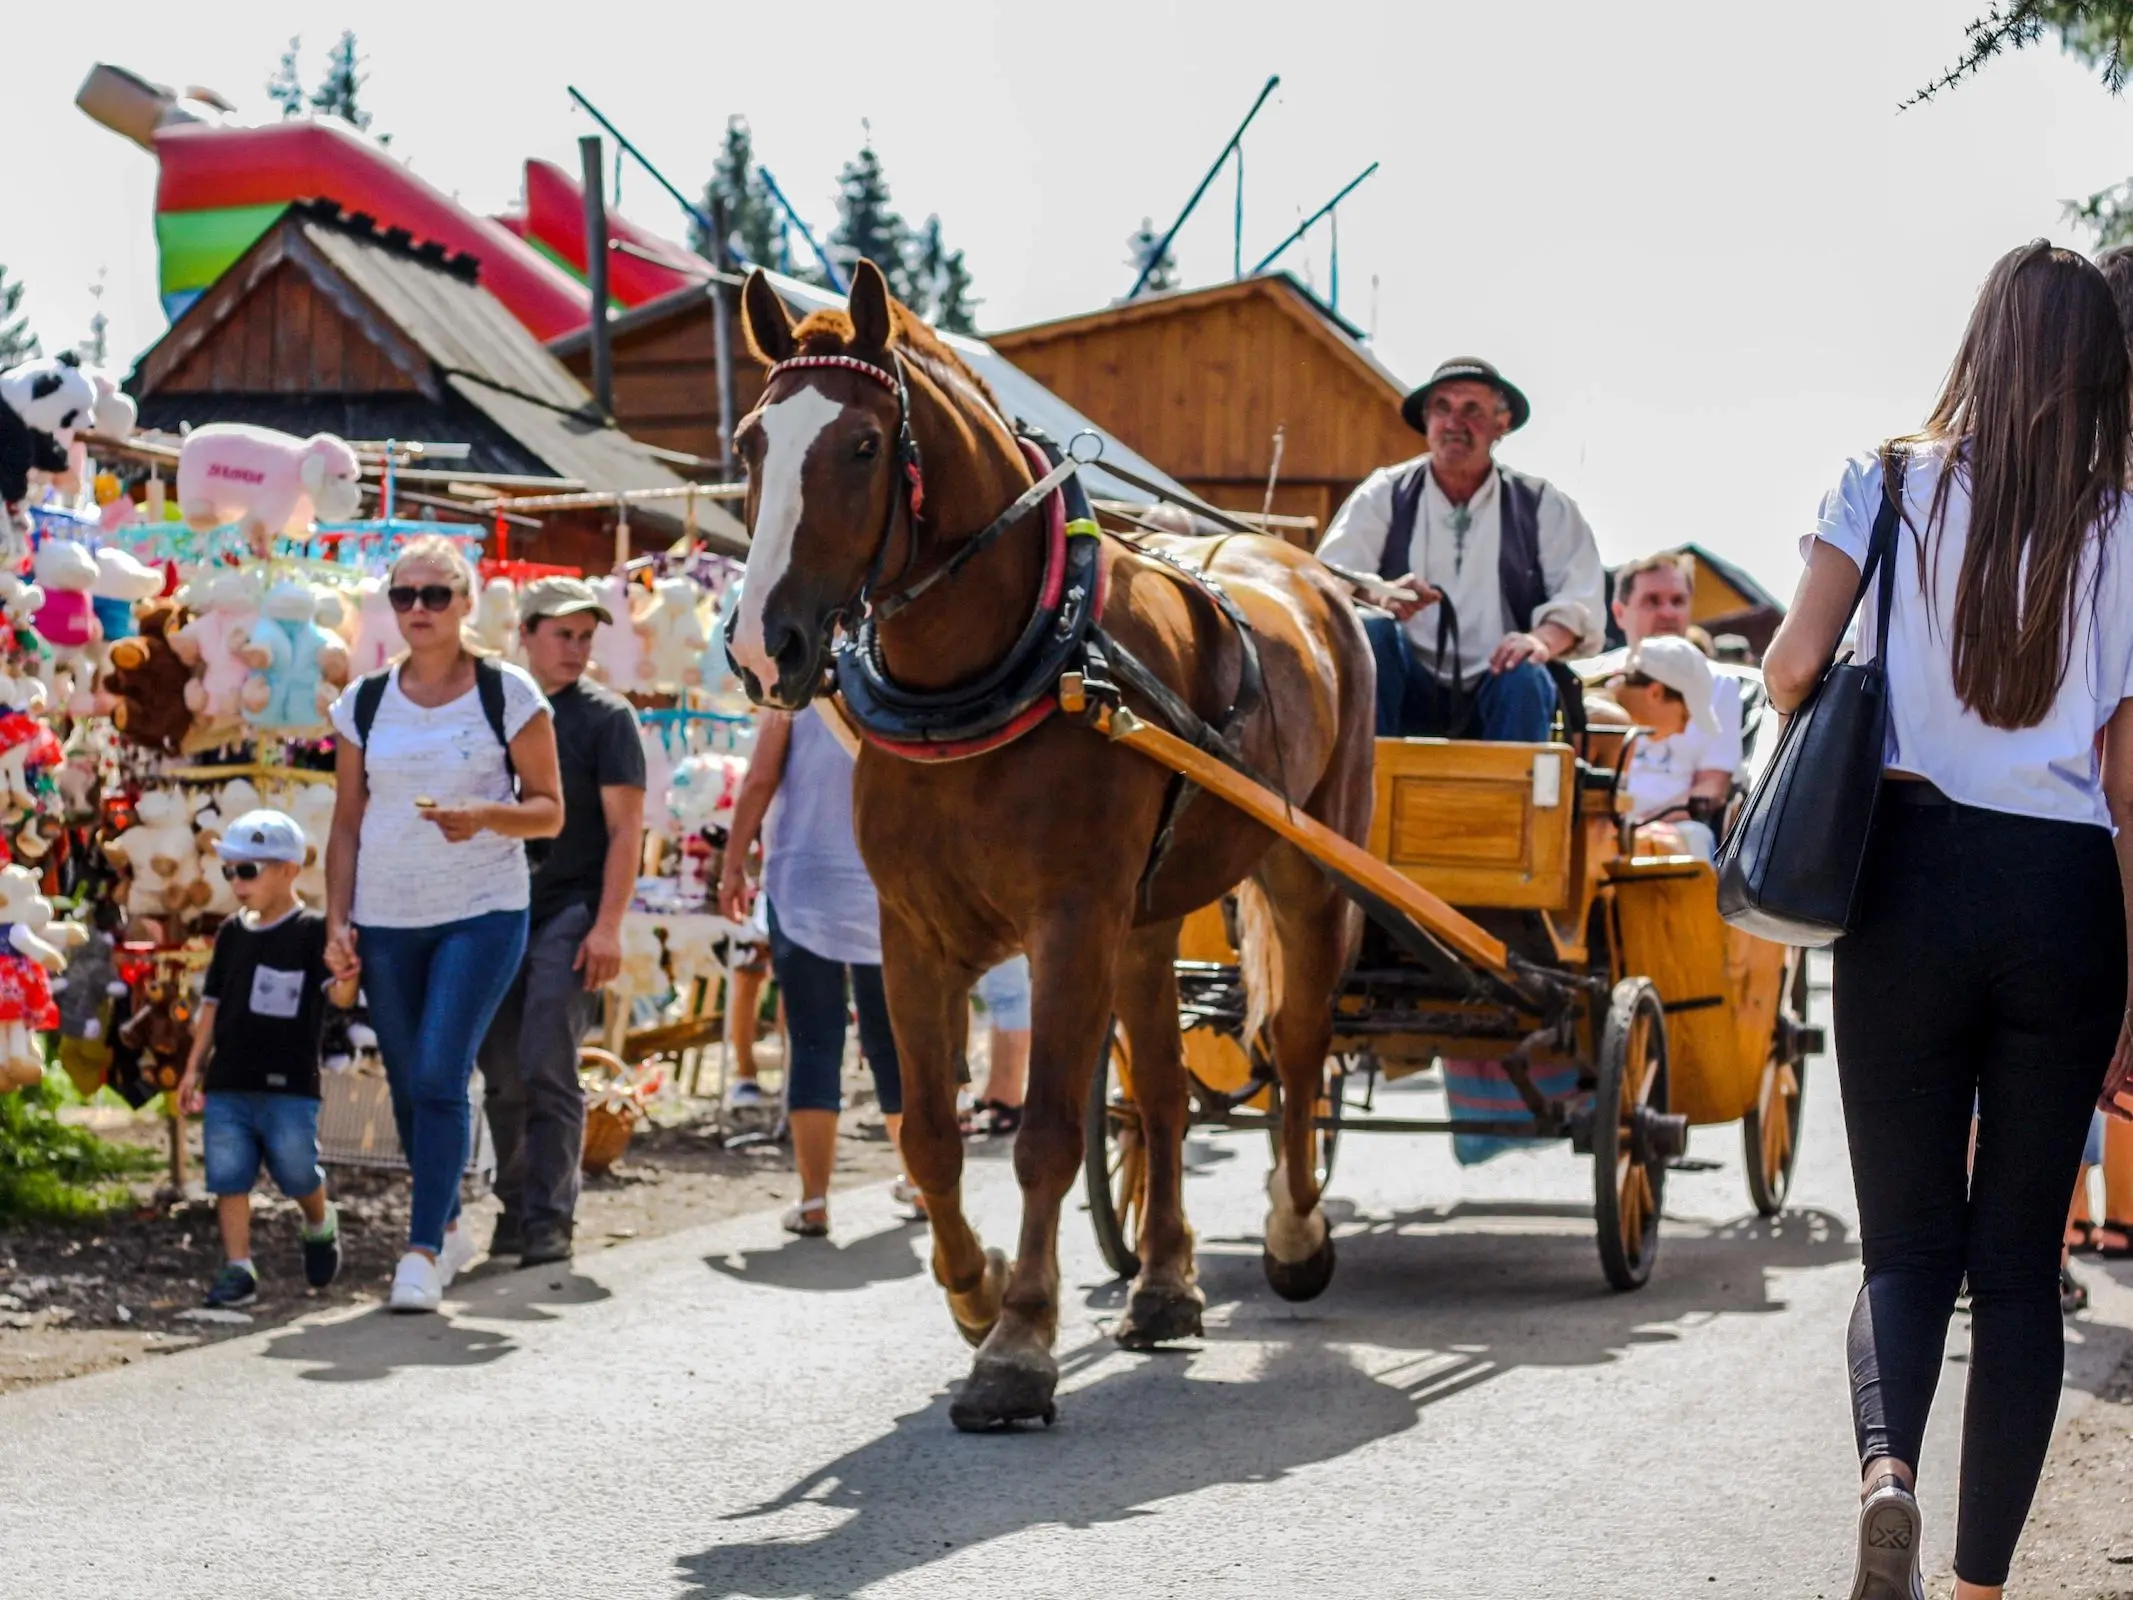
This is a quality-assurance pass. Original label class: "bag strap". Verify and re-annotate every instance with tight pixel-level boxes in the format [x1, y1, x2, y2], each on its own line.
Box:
[1852, 447, 1908, 666]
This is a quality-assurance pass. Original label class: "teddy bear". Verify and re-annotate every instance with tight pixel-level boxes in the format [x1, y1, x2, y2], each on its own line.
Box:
[30, 537, 103, 716]
[101, 597, 196, 754]
[117, 966, 194, 1099]
[473, 576, 519, 661]
[103, 786, 203, 920]
[0, 673, 61, 822]
[635, 578, 707, 693]
[589, 575, 646, 692]
[287, 782, 337, 905]
[90, 546, 162, 644]
[172, 569, 261, 731]
[237, 579, 350, 734]
[0, 354, 129, 548]
[345, 575, 400, 676]
[175, 424, 363, 553]
[0, 863, 73, 1091]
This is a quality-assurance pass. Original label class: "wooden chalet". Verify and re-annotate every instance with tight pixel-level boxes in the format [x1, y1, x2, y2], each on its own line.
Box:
[986, 274, 1414, 534]
[128, 199, 746, 566]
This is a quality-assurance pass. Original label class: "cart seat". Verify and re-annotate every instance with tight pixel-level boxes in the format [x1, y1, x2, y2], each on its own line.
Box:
[1370, 738, 1583, 912]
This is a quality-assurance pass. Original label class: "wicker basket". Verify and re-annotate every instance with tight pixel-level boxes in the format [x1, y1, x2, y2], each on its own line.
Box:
[578, 1048, 662, 1176]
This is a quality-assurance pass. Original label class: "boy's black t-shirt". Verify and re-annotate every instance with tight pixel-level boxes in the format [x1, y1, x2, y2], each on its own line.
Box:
[201, 908, 333, 1098]
[530, 678, 647, 925]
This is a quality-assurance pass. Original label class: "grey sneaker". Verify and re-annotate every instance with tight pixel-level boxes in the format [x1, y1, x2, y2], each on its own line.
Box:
[1850, 1475, 1925, 1600]
[520, 1221, 574, 1267]
[204, 1262, 258, 1309]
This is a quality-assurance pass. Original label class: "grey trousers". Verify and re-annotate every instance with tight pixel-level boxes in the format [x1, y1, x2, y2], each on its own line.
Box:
[477, 901, 599, 1231]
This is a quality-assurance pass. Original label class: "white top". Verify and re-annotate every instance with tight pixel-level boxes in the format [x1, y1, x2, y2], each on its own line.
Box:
[1583, 644, 1747, 781]
[1317, 455, 1607, 683]
[1623, 726, 1727, 820]
[1808, 442, 2133, 829]
[328, 662, 550, 928]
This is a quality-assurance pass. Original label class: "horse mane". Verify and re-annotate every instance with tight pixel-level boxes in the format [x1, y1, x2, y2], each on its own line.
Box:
[789, 300, 1003, 419]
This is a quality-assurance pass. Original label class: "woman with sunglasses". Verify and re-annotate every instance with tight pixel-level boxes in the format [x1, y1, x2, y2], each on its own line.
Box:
[324, 536, 563, 1313]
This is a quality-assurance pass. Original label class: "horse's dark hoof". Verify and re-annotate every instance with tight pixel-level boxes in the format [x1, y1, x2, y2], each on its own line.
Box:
[1114, 1283, 1205, 1350]
[1263, 1229, 1337, 1303]
[949, 1352, 1059, 1432]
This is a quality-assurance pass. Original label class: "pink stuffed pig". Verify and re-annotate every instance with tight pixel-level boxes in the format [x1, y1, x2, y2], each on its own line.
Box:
[176, 425, 363, 546]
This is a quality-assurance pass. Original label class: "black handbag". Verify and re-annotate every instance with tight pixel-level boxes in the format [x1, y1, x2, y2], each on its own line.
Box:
[1716, 450, 1907, 947]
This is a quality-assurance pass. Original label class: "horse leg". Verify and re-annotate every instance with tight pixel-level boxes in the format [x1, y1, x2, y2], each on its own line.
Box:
[952, 901, 1121, 1431]
[1249, 844, 1356, 1302]
[880, 921, 1008, 1347]
[1111, 917, 1206, 1349]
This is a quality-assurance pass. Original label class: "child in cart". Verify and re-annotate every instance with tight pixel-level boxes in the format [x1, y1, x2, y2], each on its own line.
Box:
[177, 808, 361, 1309]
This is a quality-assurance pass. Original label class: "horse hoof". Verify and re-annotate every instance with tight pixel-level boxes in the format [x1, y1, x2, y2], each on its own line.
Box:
[949, 1351, 1060, 1432]
[1263, 1229, 1337, 1303]
[950, 1248, 1011, 1349]
[1114, 1283, 1206, 1350]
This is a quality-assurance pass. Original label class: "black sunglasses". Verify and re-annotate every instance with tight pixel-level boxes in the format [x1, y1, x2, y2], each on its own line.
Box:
[388, 584, 463, 613]
[220, 862, 265, 882]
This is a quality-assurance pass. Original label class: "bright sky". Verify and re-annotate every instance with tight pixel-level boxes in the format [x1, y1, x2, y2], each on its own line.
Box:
[7, 0, 2132, 597]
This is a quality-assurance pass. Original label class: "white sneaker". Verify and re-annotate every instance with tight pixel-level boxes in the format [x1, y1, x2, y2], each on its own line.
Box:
[438, 1225, 478, 1288]
[725, 1079, 768, 1109]
[388, 1251, 442, 1314]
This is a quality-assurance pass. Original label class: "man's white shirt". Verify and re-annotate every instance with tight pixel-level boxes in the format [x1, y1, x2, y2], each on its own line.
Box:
[1317, 455, 1607, 684]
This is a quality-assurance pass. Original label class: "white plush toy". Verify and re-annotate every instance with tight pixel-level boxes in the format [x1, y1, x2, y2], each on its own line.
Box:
[666, 751, 748, 838]
[662, 917, 724, 992]
[0, 864, 71, 1091]
[589, 575, 644, 691]
[176, 424, 363, 548]
[0, 675, 50, 816]
[618, 914, 667, 998]
[0, 569, 45, 632]
[0, 353, 136, 443]
[104, 787, 203, 918]
[636, 578, 707, 693]
[288, 782, 337, 904]
[473, 576, 518, 661]
[346, 576, 400, 676]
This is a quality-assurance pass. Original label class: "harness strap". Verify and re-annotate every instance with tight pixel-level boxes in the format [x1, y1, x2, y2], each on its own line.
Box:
[875, 453, 1082, 622]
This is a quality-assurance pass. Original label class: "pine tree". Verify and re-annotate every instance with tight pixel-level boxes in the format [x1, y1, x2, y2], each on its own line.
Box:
[267, 36, 304, 119]
[309, 31, 374, 133]
[691, 117, 783, 269]
[830, 128, 913, 302]
[0, 266, 37, 370]
[911, 215, 980, 333]
[1921, 1, 2133, 100]
[1125, 218, 1179, 294]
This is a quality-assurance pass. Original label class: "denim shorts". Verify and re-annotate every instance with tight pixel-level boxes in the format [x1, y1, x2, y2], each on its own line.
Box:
[203, 1092, 325, 1199]
[973, 956, 1031, 1032]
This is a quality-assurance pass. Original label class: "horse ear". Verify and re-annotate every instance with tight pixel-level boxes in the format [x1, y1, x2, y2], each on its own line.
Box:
[740, 270, 795, 366]
[848, 259, 894, 354]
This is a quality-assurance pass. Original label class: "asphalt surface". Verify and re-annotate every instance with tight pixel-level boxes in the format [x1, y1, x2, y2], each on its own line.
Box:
[7, 972, 2133, 1599]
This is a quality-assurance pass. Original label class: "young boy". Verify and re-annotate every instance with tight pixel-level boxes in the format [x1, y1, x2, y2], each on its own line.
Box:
[1604, 635, 1726, 861]
[177, 808, 360, 1309]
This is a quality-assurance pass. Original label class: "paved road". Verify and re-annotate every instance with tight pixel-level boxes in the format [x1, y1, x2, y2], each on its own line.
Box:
[8, 978, 2133, 1599]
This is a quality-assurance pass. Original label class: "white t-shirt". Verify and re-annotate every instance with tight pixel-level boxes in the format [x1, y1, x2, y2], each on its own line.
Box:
[1624, 724, 1729, 820]
[1809, 442, 2133, 829]
[328, 662, 550, 928]
[1583, 645, 1747, 783]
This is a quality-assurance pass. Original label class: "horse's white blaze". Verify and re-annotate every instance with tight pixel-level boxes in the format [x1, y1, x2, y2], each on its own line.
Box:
[1264, 1158, 1327, 1263]
[730, 386, 846, 684]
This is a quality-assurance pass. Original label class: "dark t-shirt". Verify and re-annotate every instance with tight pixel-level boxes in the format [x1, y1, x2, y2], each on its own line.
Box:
[530, 678, 646, 924]
[202, 908, 333, 1098]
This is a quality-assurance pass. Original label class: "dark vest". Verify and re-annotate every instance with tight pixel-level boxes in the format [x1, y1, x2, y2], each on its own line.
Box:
[1377, 463, 1549, 636]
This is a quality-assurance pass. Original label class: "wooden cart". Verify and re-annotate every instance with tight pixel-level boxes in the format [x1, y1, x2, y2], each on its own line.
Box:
[1081, 711, 1820, 1293]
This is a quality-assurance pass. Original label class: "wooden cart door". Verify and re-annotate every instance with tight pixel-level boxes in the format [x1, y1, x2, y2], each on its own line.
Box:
[1605, 858, 1760, 1126]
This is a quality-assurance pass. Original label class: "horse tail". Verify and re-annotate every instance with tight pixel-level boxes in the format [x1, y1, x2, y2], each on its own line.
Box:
[1233, 877, 1285, 1057]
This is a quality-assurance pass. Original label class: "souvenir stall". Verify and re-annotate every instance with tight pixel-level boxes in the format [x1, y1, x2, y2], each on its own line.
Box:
[0, 356, 764, 1174]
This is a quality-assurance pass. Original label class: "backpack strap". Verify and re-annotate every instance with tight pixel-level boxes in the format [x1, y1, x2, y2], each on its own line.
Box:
[351, 669, 390, 752]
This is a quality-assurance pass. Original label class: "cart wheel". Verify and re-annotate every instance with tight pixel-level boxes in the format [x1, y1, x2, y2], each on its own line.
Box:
[1265, 1061, 1345, 1193]
[1594, 978, 1669, 1292]
[1084, 1023, 1145, 1281]
[1744, 953, 1812, 1217]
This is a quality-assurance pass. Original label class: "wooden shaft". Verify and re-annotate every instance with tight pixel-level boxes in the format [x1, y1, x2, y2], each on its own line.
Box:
[1097, 706, 1512, 978]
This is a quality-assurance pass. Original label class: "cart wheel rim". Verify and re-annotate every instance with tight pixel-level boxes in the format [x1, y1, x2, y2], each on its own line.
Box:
[1596, 980, 1667, 1288]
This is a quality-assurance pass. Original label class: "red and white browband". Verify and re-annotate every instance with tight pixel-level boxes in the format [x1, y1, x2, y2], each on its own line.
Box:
[765, 353, 901, 394]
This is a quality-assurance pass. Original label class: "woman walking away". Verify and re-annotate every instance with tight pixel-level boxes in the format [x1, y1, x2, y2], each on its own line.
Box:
[717, 708, 904, 1237]
[325, 535, 562, 1313]
[1763, 242, 2133, 1600]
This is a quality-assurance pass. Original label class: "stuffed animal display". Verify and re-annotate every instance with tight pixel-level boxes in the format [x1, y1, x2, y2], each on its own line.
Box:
[175, 424, 363, 548]
[103, 786, 203, 918]
[237, 579, 350, 733]
[636, 577, 708, 693]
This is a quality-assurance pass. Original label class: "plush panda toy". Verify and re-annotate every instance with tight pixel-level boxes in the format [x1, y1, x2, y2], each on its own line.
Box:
[0, 353, 137, 529]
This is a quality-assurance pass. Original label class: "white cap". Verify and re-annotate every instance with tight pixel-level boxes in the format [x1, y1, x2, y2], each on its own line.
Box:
[1626, 636, 1719, 736]
[215, 809, 308, 865]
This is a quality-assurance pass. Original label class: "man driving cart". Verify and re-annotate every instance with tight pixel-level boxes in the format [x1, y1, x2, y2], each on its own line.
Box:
[1317, 357, 1606, 740]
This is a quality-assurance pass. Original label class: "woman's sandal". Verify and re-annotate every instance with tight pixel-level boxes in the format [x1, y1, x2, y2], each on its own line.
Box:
[2067, 1219, 2103, 1255]
[781, 1198, 830, 1238]
[964, 1100, 1024, 1139]
[2097, 1219, 2133, 1260]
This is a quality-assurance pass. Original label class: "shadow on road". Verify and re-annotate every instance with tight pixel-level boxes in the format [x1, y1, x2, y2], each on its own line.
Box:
[674, 1205, 1858, 1597]
[257, 1269, 613, 1380]
[705, 1219, 927, 1294]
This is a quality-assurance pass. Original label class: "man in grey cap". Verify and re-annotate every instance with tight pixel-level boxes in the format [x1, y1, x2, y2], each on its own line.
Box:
[1317, 357, 1605, 741]
[476, 576, 646, 1265]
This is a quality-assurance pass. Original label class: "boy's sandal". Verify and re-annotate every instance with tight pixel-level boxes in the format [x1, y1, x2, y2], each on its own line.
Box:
[2098, 1219, 2133, 1260]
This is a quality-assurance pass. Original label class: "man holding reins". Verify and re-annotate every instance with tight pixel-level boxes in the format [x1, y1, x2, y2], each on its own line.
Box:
[1317, 358, 1606, 740]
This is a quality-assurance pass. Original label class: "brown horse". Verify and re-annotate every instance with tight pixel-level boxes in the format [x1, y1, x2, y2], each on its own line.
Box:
[726, 260, 1376, 1430]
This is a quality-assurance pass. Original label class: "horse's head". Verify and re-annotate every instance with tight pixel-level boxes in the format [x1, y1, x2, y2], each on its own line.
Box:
[726, 259, 911, 710]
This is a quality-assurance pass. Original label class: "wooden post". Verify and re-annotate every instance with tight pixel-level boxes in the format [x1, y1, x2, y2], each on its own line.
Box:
[580, 135, 614, 418]
[709, 195, 738, 482]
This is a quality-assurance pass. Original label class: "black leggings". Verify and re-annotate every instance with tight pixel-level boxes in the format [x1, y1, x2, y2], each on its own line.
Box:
[1834, 791, 2123, 1586]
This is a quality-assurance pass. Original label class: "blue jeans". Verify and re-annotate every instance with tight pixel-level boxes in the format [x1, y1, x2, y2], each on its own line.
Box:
[203, 1092, 324, 1199]
[766, 901, 901, 1115]
[359, 910, 529, 1252]
[1361, 613, 1557, 740]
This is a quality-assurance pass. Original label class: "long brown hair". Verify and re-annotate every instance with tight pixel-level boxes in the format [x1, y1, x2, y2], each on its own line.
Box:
[1905, 241, 2130, 730]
